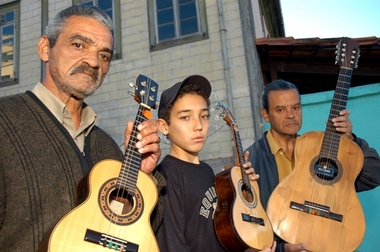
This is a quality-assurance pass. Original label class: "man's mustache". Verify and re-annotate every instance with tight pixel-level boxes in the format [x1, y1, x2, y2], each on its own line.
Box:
[285, 120, 299, 125]
[70, 64, 99, 82]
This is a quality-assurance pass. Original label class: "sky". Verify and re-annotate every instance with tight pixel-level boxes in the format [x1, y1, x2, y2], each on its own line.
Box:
[280, 0, 380, 39]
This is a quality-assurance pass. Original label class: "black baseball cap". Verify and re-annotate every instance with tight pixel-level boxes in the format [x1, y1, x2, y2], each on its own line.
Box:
[158, 75, 212, 118]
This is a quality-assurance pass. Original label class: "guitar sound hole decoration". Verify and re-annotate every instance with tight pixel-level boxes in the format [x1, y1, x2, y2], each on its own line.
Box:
[310, 156, 342, 183]
[99, 178, 144, 225]
[238, 180, 257, 208]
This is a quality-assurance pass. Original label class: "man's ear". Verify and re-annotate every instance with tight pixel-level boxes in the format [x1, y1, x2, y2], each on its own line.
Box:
[261, 108, 270, 122]
[37, 35, 50, 62]
[157, 118, 169, 135]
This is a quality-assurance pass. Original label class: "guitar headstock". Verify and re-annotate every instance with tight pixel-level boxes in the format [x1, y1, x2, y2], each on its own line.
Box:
[215, 102, 236, 127]
[214, 103, 245, 168]
[130, 75, 159, 120]
[133, 75, 158, 117]
[335, 37, 360, 69]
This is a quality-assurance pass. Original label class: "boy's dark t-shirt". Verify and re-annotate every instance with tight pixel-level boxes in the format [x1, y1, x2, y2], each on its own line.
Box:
[155, 155, 226, 251]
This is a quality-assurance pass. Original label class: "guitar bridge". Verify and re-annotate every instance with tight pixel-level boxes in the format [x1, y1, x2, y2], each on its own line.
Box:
[84, 229, 139, 251]
[241, 213, 265, 226]
[290, 201, 343, 222]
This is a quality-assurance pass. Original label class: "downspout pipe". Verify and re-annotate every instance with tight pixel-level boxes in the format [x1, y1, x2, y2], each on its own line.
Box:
[217, 0, 235, 115]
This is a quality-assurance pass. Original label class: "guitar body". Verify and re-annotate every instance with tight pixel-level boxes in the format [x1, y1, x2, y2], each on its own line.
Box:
[267, 131, 365, 252]
[215, 166, 274, 252]
[48, 159, 159, 252]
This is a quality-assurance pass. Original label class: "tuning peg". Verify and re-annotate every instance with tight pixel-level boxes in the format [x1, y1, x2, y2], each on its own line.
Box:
[354, 59, 359, 68]
[149, 94, 155, 102]
[129, 81, 135, 88]
[210, 106, 220, 121]
[214, 114, 220, 121]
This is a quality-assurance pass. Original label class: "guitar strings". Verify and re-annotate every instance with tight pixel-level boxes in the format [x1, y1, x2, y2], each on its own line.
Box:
[105, 77, 152, 250]
[311, 67, 351, 207]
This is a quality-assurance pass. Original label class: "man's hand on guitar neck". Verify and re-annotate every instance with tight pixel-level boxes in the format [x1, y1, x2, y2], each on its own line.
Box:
[243, 151, 260, 181]
[124, 119, 162, 175]
[331, 109, 354, 140]
[221, 151, 260, 181]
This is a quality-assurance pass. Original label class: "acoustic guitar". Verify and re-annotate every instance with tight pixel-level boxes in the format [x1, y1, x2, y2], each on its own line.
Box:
[214, 102, 274, 252]
[266, 37, 365, 251]
[46, 75, 159, 252]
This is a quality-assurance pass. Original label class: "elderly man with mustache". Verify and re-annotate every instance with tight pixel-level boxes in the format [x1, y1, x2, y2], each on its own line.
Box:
[0, 5, 163, 252]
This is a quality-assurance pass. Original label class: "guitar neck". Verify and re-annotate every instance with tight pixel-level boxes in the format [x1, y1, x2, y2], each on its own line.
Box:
[118, 104, 148, 195]
[231, 123, 251, 186]
[321, 67, 353, 159]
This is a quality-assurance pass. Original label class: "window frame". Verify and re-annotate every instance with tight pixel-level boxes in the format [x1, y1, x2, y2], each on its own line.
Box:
[148, 0, 208, 52]
[73, 0, 122, 60]
[0, 2, 19, 88]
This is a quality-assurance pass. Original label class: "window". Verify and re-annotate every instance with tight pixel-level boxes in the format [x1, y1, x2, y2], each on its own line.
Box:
[0, 3, 19, 87]
[74, 0, 122, 60]
[148, 0, 208, 51]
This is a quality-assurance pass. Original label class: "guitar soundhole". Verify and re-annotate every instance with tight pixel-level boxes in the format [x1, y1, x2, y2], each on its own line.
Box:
[109, 188, 133, 214]
[238, 180, 257, 208]
[241, 184, 254, 202]
[98, 179, 144, 225]
[310, 157, 342, 184]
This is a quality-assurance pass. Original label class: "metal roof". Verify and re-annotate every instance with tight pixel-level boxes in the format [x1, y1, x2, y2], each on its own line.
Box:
[256, 36, 380, 94]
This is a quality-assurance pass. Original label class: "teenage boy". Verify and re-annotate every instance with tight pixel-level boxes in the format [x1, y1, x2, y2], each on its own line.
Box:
[155, 75, 275, 252]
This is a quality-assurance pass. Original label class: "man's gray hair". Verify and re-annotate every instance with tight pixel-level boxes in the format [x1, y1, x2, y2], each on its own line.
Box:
[45, 5, 114, 48]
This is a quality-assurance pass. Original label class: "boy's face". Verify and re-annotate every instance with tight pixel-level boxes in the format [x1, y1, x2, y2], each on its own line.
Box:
[160, 93, 210, 161]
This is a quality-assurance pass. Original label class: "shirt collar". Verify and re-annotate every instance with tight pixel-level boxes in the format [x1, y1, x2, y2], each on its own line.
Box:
[266, 129, 283, 155]
[32, 82, 97, 137]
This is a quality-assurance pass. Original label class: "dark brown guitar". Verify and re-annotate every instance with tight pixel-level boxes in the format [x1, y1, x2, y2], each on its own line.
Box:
[214, 102, 274, 252]
[44, 75, 159, 252]
[266, 37, 365, 251]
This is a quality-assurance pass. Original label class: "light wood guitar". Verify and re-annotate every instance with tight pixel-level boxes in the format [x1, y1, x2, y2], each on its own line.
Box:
[266, 37, 365, 251]
[214, 102, 274, 252]
[46, 75, 159, 252]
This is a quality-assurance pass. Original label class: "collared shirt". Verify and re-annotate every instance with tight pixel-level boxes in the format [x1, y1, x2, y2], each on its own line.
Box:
[32, 83, 97, 152]
[266, 129, 296, 181]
